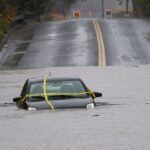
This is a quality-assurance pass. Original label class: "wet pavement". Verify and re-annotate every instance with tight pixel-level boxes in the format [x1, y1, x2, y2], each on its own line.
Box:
[0, 18, 150, 69]
[17, 19, 98, 69]
[0, 0, 135, 70]
[0, 23, 36, 70]
[101, 19, 150, 66]
[0, 66, 150, 150]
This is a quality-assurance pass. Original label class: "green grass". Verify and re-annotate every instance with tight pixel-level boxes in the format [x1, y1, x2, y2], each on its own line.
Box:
[0, 21, 9, 33]
[0, 31, 5, 42]
[0, 21, 9, 42]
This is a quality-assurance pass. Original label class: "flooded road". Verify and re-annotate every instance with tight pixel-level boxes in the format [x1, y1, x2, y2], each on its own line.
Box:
[0, 0, 150, 149]
[0, 66, 150, 150]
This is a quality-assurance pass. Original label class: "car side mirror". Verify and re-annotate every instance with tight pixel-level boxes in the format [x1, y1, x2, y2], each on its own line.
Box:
[93, 92, 102, 97]
[13, 97, 21, 102]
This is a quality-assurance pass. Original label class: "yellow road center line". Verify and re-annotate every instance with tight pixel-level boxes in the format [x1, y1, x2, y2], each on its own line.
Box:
[93, 19, 102, 66]
[95, 20, 103, 66]
[96, 20, 106, 67]
[92, 19, 106, 67]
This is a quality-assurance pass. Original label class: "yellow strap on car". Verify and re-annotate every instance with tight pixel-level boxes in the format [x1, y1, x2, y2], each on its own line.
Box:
[18, 94, 30, 106]
[89, 90, 96, 98]
[29, 92, 92, 97]
[19, 91, 94, 103]
[43, 75, 55, 110]
[18, 75, 96, 110]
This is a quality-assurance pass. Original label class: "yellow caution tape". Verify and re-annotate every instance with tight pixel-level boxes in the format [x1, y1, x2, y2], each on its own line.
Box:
[43, 75, 55, 110]
[18, 75, 96, 110]
[89, 90, 96, 98]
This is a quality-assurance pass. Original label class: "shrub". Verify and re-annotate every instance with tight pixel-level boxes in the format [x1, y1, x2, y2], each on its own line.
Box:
[0, 31, 4, 41]
[0, 21, 9, 33]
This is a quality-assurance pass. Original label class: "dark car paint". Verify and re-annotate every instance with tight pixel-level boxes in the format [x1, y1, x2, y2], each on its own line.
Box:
[13, 76, 102, 109]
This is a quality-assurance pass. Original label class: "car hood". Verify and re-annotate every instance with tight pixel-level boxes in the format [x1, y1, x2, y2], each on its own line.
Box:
[26, 97, 93, 109]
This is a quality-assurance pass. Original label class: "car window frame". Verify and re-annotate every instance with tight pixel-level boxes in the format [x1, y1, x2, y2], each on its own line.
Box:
[20, 79, 29, 98]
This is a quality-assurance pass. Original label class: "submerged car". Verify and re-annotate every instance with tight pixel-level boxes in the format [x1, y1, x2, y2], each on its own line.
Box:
[13, 76, 102, 110]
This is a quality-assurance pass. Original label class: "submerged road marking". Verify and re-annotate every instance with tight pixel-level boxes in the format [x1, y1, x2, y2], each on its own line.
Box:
[10, 51, 26, 55]
[93, 19, 106, 66]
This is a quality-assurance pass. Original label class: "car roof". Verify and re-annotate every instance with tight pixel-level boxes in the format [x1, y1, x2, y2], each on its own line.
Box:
[28, 76, 82, 83]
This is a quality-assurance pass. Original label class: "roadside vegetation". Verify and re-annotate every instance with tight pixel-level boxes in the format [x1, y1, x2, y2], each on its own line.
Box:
[0, 0, 76, 42]
[133, 0, 150, 17]
[1, 0, 150, 42]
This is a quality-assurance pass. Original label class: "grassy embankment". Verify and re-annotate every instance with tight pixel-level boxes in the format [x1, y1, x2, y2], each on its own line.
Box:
[0, 17, 9, 42]
[133, 0, 150, 17]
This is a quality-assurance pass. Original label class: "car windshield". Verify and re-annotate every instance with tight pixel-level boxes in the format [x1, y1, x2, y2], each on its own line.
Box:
[29, 80, 89, 99]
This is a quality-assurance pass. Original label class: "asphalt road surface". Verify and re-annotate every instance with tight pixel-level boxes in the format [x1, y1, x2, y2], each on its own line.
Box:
[101, 19, 150, 66]
[17, 19, 98, 69]
[0, 18, 150, 69]
[0, 0, 136, 70]
[17, 18, 150, 68]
